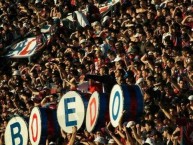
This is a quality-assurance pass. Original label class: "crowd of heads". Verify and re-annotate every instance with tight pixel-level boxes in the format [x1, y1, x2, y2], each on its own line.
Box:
[0, 0, 193, 144]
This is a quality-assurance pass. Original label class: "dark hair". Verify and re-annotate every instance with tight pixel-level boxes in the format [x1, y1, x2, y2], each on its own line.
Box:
[101, 66, 109, 75]
[147, 76, 155, 82]
[145, 120, 155, 128]
[117, 68, 126, 77]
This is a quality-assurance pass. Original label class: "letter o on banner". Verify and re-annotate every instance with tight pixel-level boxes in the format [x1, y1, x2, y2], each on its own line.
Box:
[29, 107, 59, 145]
[109, 85, 124, 127]
[5, 116, 28, 145]
[86, 91, 107, 132]
[57, 91, 86, 133]
[109, 84, 144, 127]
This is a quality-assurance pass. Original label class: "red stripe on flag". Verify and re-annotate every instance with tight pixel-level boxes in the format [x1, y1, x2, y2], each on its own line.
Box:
[19, 39, 36, 55]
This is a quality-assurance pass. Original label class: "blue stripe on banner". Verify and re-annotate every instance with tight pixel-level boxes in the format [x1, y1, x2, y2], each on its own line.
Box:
[121, 84, 131, 121]
[52, 110, 60, 136]
[138, 85, 144, 115]
[133, 85, 140, 122]
[129, 85, 138, 121]
[81, 93, 89, 115]
[134, 85, 144, 123]
[81, 93, 88, 129]
[46, 109, 55, 136]
[40, 108, 48, 145]
[98, 93, 107, 122]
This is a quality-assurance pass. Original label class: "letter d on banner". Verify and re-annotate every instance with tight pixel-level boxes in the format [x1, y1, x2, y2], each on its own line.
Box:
[86, 91, 108, 133]
[5, 116, 28, 145]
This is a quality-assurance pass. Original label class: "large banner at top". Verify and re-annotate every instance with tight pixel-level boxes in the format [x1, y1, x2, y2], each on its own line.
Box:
[5, 34, 50, 58]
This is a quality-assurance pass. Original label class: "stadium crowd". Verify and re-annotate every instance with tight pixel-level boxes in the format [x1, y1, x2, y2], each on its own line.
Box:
[0, 0, 193, 144]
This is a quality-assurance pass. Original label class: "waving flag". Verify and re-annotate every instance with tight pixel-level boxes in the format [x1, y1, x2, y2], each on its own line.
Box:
[5, 34, 50, 58]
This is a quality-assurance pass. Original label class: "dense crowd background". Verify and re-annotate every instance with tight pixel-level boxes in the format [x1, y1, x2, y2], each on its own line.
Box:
[0, 0, 193, 145]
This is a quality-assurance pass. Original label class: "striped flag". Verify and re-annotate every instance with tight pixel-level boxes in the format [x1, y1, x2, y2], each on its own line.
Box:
[5, 34, 50, 58]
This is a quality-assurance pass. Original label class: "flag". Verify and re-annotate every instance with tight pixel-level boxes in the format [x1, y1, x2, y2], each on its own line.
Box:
[5, 34, 50, 58]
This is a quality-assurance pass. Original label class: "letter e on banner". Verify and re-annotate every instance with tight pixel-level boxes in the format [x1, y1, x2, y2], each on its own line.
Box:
[64, 97, 77, 126]
[57, 91, 85, 133]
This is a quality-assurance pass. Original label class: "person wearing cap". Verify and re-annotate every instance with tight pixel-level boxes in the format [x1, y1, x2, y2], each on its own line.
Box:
[8, 70, 22, 90]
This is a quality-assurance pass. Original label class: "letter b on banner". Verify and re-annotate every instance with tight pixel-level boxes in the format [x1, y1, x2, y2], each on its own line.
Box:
[10, 122, 23, 145]
[5, 116, 28, 145]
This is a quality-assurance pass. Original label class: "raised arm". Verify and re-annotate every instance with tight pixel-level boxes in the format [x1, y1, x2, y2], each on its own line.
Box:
[122, 125, 134, 145]
[68, 126, 77, 145]
[158, 102, 176, 123]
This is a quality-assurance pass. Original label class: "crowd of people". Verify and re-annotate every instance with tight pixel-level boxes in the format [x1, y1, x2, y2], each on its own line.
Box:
[0, 0, 193, 144]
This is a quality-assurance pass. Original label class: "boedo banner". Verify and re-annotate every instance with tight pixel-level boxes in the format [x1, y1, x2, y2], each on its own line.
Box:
[4, 116, 28, 145]
[5, 34, 50, 58]
[109, 84, 144, 127]
[86, 91, 108, 132]
[4, 84, 144, 144]
[29, 107, 59, 145]
[57, 91, 88, 133]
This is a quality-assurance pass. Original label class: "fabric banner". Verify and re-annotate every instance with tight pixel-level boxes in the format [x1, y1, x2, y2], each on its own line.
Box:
[74, 11, 90, 27]
[5, 34, 50, 58]
[67, 1, 119, 21]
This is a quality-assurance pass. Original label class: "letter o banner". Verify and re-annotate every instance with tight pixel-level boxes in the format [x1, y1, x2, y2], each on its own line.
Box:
[57, 91, 85, 133]
[29, 107, 42, 145]
[5, 116, 28, 145]
[109, 84, 124, 127]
